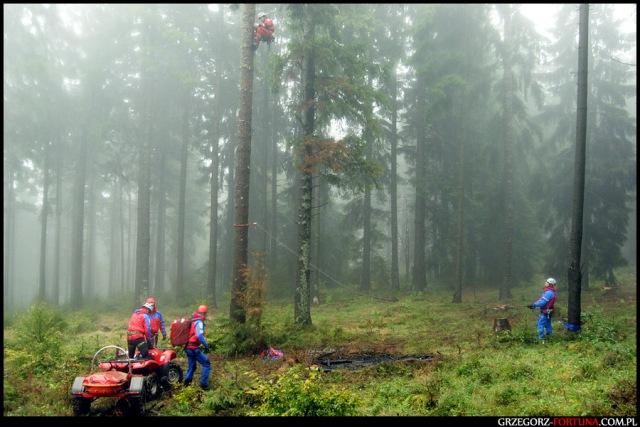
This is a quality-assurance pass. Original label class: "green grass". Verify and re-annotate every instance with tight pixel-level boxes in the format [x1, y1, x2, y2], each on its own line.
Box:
[3, 269, 636, 416]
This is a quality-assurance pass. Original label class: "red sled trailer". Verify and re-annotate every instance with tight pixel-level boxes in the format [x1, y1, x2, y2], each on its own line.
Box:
[70, 345, 183, 416]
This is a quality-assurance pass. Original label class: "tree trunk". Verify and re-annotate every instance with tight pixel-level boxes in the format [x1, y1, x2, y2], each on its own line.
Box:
[38, 142, 51, 301]
[311, 174, 320, 298]
[260, 61, 270, 255]
[269, 101, 279, 274]
[360, 113, 373, 292]
[412, 78, 427, 291]
[135, 116, 152, 309]
[70, 126, 88, 309]
[567, 4, 589, 331]
[108, 180, 118, 297]
[85, 169, 97, 298]
[4, 164, 16, 311]
[119, 180, 126, 293]
[453, 110, 464, 304]
[126, 187, 134, 292]
[230, 3, 256, 324]
[208, 122, 220, 308]
[223, 128, 237, 292]
[177, 100, 190, 302]
[52, 142, 63, 306]
[499, 6, 514, 301]
[294, 9, 315, 326]
[207, 6, 224, 309]
[390, 71, 400, 291]
[154, 146, 166, 293]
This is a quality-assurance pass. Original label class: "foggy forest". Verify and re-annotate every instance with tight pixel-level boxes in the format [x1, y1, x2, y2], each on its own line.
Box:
[3, 3, 637, 418]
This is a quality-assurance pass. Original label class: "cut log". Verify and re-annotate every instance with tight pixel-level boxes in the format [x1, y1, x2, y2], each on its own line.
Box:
[493, 318, 511, 333]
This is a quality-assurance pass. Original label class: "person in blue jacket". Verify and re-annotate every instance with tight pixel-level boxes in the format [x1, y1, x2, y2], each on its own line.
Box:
[183, 305, 211, 390]
[528, 278, 557, 341]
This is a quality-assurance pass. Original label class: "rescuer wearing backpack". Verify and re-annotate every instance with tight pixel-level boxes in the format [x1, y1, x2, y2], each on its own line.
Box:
[528, 278, 557, 341]
[127, 301, 154, 359]
[183, 305, 211, 390]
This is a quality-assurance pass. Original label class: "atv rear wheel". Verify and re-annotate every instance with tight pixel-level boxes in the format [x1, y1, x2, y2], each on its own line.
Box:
[165, 362, 183, 388]
[144, 372, 161, 400]
[71, 397, 91, 416]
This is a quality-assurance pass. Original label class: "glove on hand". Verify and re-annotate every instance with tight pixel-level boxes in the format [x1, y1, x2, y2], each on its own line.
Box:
[527, 304, 535, 309]
[202, 347, 210, 354]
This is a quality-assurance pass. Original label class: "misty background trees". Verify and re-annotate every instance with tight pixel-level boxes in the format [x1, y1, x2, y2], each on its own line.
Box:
[3, 4, 636, 320]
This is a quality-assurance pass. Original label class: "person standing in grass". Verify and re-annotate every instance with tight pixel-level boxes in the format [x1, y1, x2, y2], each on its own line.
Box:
[146, 296, 167, 346]
[528, 278, 557, 341]
[183, 304, 211, 390]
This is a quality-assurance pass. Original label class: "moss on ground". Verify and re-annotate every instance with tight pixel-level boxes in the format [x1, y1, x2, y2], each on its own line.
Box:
[3, 268, 636, 416]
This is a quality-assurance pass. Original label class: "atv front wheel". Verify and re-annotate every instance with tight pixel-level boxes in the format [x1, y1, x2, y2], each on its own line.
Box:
[71, 397, 91, 416]
[165, 362, 183, 388]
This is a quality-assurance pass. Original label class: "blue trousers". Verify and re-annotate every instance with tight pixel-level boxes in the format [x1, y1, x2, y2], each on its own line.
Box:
[184, 348, 211, 387]
[537, 313, 552, 340]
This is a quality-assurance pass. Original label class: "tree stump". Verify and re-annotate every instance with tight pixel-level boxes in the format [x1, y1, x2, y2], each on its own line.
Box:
[493, 318, 511, 333]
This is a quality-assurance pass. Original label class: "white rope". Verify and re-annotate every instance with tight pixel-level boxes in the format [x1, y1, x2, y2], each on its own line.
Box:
[251, 221, 347, 287]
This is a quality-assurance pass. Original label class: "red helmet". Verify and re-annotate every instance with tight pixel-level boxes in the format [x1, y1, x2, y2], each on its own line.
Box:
[197, 304, 208, 314]
[146, 296, 156, 305]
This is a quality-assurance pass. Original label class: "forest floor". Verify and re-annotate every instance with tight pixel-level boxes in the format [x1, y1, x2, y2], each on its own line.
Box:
[3, 268, 636, 416]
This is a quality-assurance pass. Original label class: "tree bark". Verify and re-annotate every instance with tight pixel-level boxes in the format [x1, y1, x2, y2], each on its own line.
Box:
[70, 126, 88, 309]
[53, 141, 63, 306]
[567, 4, 589, 330]
[108, 180, 118, 297]
[499, 6, 514, 301]
[223, 126, 237, 291]
[453, 106, 465, 304]
[176, 100, 190, 302]
[85, 169, 97, 298]
[360, 112, 373, 292]
[390, 71, 400, 291]
[38, 142, 51, 301]
[119, 180, 126, 293]
[135, 113, 152, 309]
[154, 145, 166, 293]
[230, 3, 256, 324]
[208, 121, 220, 308]
[412, 77, 427, 291]
[294, 7, 315, 326]
[207, 6, 224, 309]
[269, 99, 279, 272]
[4, 164, 16, 311]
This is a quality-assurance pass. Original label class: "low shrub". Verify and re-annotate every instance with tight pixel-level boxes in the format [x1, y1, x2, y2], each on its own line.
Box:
[246, 365, 358, 416]
[215, 318, 269, 357]
[202, 377, 244, 413]
[8, 302, 66, 376]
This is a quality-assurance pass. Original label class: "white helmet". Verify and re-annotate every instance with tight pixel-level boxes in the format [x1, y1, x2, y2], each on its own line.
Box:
[143, 302, 155, 311]
[258, 12, 267, 19]
[546, 278, 557, 286]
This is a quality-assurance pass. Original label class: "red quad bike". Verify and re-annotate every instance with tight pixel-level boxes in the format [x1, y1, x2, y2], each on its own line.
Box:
[70, 345, 183, 416]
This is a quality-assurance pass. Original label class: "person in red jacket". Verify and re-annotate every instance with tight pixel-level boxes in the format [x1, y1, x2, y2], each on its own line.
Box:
[146, 296, 167, 346]
[253, 12, 275, 50]
[126, 302, 154, 359]
[183, 305, 211, 390]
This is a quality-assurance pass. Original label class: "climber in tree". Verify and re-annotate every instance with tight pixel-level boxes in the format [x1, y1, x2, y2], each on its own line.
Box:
[253, 12, 275, 50]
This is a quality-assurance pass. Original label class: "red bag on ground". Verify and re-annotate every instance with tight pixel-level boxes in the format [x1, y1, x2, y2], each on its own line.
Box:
[170, 317, 192, 346]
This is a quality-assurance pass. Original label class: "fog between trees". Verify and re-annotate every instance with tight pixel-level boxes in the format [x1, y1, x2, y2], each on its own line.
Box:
[3, 4, 636, 315]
